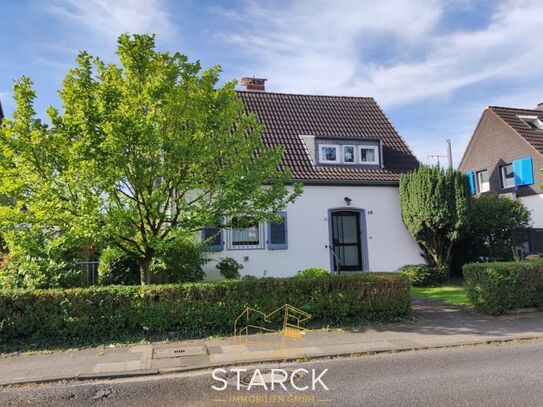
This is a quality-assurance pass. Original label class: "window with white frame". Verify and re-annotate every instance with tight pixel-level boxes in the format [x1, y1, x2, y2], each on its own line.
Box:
[228, 216, 264, 249]
[316, 139, 380, 165]
[342, 145, 355, 164]
[518, 115, 543, 130]
[477, 169, 490, 193]
[319, 144, 339, 163]
[359, 145, 379, 164]
[500, 164, 515, 188]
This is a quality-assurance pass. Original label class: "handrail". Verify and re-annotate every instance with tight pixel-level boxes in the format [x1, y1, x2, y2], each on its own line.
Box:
[325, 244, 341, 275]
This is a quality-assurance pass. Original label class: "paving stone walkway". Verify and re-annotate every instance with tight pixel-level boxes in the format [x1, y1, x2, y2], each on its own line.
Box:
[3, 298, 543, 386]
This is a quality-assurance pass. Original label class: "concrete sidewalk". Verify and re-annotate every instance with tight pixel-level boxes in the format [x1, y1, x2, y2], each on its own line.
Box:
[3, 298, 543, 386]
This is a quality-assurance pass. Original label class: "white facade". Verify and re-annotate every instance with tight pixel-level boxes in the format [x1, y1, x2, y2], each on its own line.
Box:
[203, 184, 422, 279]
[519, 194, 543, 228]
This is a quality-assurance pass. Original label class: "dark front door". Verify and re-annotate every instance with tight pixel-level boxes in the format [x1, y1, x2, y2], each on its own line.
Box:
[331, 211, 362, 272]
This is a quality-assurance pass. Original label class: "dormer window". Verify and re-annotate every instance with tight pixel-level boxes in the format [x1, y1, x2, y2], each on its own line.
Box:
[360, 146, 379, 164]
[316, 138, 381, 166]
[342, 145, 355, 164]
[518, 115, 543, 130]
[319, 144, 340, 163]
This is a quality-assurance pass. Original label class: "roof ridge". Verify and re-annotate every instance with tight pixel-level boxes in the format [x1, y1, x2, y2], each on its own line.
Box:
[488, 105, 542, 113]
[236, 90, 375, 100]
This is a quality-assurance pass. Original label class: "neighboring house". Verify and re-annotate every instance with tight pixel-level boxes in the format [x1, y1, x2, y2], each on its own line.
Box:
[202, 77, 422, 279]
[459, 104, 543, 253]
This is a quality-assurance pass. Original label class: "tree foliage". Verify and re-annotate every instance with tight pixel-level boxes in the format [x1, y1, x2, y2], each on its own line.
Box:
[0, 34, 301, 285]
[399, 165, 470, 280]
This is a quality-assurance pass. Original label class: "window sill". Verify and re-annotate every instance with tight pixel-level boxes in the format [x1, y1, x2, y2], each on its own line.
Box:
[227, 246, 265, 251]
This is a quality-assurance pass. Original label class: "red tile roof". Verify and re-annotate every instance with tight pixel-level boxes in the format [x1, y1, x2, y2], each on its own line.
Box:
[489, 106, 543, 155]
[237, 91, 418, 184]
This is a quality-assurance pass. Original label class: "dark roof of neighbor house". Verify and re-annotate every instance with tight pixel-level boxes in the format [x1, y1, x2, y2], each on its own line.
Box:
[237, 91, 418, 184]
[488, 106, 543, 155]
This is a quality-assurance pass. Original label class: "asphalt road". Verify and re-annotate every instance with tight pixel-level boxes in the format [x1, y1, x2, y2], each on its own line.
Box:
[3, 340, 543, 407]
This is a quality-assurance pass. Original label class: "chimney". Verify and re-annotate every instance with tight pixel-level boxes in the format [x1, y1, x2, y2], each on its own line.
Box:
[536, 102, 543, 112]
[241, 77, 267, 92]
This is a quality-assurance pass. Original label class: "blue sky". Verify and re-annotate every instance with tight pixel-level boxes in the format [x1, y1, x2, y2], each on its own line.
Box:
[1, 0, 543, 166]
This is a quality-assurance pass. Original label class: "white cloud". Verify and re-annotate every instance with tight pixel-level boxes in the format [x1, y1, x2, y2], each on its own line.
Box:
[217, 0, 543, 107]
[47, 0, 174, 39]
[215, 0, 543, 167]
[216, 0, 441, 99]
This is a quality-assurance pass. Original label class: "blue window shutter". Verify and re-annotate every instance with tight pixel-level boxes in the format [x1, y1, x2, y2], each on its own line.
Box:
[201, 227, 223, 251]
[466, 171, 476, 195]
[513, 157, 534, 186]
[267, 212, 288, 250]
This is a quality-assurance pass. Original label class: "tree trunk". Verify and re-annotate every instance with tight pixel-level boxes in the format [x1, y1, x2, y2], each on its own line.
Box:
[430, 248, 449, 284]
[139, 255, 153, 285]
[424, 241, 450, 284]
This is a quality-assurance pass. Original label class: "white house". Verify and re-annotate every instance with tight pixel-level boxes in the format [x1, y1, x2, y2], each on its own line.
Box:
[202, 78, 422, 279]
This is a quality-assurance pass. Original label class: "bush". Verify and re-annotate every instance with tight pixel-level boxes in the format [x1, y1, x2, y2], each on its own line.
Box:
[297, 267, 329, 277]
[150, 234, 207, 283]
[0, 257, 82, 290]
[216, 257, 243, 279]
[98, 235, 207, 285]
[463, 261, 543, 315]
[451, 195, 530, 276]
[0, 228, 88, 289]
[0, 273, 410, 350]
[398, 264, 433, 287]
[98, 248, 140, 286]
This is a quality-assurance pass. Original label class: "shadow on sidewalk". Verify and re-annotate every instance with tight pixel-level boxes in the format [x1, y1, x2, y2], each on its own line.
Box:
[346, 297, 543, 341]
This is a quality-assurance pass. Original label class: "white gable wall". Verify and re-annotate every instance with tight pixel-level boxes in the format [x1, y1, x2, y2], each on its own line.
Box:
[519, 194, 543, 228]
[203, 184, 422, 279]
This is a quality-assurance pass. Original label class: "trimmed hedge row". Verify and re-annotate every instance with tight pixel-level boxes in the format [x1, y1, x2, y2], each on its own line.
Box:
[463, 261, 543, 315]
[0, 273, 410, 349]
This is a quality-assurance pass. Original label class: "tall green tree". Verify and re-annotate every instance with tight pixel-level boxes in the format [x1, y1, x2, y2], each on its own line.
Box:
[399, 165, 470, 281]
[0, 34, 301, 285]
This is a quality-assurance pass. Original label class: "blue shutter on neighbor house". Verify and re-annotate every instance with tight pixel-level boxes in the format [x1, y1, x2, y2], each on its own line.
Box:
[513, 157, 534, 186]
[202, 227, 223, 251]
[267, 212, 288, 250]
[466, 171, 476, 195]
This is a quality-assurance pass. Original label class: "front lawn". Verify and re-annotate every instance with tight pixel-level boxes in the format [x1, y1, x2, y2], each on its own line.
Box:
[411, 284, 470, 307]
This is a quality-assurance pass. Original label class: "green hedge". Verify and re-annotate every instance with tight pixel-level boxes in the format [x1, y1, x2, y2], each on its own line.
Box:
[0, 273, 410, 350]
[463, 261, 543, 315]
